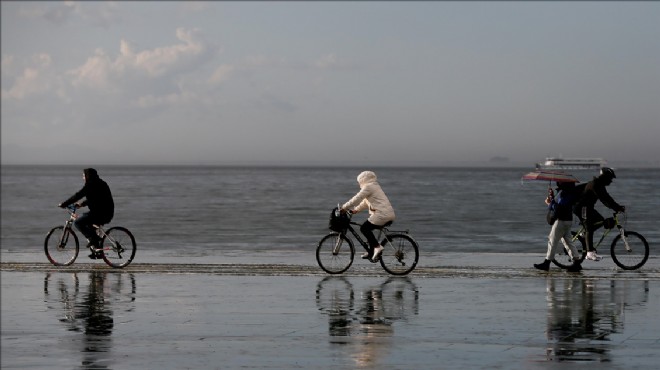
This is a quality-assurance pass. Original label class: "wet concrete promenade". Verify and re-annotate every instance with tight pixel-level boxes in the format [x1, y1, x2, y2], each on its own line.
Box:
[2, 252, 660, 369]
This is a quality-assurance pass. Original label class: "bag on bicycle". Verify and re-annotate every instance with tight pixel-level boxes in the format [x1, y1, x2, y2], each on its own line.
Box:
[328, 207, 350, 232]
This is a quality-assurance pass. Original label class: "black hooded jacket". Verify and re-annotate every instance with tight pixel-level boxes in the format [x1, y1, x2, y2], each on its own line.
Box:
[574, 176, 623, 212]
[61, 169, 114, 224]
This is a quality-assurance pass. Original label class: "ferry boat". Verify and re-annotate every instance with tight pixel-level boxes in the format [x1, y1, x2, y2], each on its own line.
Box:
[535, 157, 606, 170]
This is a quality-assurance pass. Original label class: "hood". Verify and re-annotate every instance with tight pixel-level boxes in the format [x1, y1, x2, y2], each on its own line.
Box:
[357, 171, 377, 187]
[84, 168, 99, 181]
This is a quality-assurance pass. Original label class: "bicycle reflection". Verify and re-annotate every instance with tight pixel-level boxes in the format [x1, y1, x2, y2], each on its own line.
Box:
[316, 277, 419, 367]
[545, 279, 649, 362]
[43, 271, 136, 369]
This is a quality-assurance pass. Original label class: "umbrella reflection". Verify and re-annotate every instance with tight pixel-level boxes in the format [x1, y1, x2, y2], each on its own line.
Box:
[316, 277, 419, 367]
[43, 272, 136, 370]
[545, 279, 649, 362]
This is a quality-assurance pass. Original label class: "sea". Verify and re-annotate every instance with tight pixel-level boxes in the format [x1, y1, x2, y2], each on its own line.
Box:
[1, 165, 658, 258]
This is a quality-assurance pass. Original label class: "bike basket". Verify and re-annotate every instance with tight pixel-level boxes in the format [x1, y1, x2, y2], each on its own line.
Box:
[328, 207, 350, 232]
[604, 217, 615, 229]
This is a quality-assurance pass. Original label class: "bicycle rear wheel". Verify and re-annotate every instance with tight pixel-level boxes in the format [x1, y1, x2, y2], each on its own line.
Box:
[610, 231, 649, 270]
[379, 234, 419, 275]
[101, 227, 137, 268]
[552, 231, 587, 269]
[44, 226, 79, 266]
[316, 233, 354, 274]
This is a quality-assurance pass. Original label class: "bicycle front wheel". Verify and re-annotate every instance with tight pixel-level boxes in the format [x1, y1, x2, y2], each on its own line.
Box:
[316, 233, 354, 274]
[379, 234, 419, 275]
[44, 226, 79, 266]
[611, 231, 649, 270]
[101, 227, 137, 268]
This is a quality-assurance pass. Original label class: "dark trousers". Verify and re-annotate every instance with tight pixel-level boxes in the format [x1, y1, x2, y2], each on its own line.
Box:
[360, 221, 381, 250]
[74, 212, 102, 246]
[576, 207, 604, 252]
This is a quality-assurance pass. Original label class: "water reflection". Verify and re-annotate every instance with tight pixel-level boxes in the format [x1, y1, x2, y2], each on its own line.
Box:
[43, 272, 136, 370]
[316, 277, 419, 368]
[545, 279, 649, 362]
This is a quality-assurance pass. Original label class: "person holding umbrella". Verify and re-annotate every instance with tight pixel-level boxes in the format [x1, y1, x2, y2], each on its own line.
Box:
[534, 181, 582, 272]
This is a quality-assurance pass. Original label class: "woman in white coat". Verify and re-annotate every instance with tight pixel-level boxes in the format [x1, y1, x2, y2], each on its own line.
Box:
[341, 171, 395, 261]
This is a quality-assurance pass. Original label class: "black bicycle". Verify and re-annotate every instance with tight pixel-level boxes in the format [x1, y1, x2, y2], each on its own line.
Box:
[45, 205, 137, 268]
[316, 207, 419, 275]
[553, 212, 649, 270]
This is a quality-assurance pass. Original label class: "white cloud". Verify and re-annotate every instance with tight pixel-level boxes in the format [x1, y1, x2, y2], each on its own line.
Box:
[1, 53, 52, 100]
[68, 48, 115, 90]
[66, 27, 208, 93]
[126, 28, 206, 77]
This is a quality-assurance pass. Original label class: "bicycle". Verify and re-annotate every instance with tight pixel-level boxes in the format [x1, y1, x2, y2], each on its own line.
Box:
[316, 207, 419, 275]
[45, 205, 137, 268]
[552, 212, 649, 270]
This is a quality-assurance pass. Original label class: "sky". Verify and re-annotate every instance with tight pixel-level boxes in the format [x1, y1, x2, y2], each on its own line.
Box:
[2, 1, 659, 167]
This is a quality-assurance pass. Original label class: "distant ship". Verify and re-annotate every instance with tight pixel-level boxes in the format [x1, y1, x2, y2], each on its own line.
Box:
[535, 157, 606, 170]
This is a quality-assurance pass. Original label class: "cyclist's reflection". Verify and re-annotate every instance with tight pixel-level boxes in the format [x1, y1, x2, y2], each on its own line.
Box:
[316, 277, 419, 368]
[44, 271, 137, 370]
[545, 278, 649, 362]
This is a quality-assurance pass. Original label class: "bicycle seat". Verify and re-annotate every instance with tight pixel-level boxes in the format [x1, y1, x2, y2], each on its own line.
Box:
[378, 221, 393, 228]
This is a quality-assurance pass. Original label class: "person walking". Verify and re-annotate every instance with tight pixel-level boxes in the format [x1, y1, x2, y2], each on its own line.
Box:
[341, 171, 395, 261]
[534, 182, 582, 272]
[59, 168, 114, 259]
[573, 167, 625, 261]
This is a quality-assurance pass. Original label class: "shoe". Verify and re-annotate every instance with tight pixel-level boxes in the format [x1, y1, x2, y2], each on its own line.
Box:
[361, 252, 372, 259]
[567, 262, 583, 273]
[370, 246, 384, 261]
[88, 252, 103, 259]
[586, 251, 602, 261]
[534, 259, 551, 271]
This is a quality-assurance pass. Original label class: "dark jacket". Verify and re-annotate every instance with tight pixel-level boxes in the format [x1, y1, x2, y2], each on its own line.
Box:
[61, 169, 114, 224]
[574, 176, 623, 212]
[550, 183, 579, 221]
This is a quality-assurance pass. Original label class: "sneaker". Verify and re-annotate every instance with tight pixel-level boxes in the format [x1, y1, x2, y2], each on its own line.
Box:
[361, 252, 371, 259]
[586, 251, 602, 261]
[370, 246, 384, 261]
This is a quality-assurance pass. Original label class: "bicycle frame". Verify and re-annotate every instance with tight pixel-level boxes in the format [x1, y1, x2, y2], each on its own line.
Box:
[62, 206, 116, 253]
[572, 212, 631, 252]
[334, 221, 400, 254]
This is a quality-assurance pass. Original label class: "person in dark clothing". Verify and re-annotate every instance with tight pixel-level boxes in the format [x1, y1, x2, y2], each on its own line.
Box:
[573, 167, 625, 261]
[59, 168, 114, 259]
[534, 182, 582, 272]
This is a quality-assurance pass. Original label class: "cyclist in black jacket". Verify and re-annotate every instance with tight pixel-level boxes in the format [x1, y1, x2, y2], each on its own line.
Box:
[573, 167, 625, 261]
[59, 168, 114, 259]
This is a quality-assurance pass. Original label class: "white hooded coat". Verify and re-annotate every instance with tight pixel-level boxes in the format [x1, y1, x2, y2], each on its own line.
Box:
[342, 171, 395, 226]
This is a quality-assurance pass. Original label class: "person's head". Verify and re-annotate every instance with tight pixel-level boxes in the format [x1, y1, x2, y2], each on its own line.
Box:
[357, 171, 377, 187]
[598, 167, 616, 186]
[83, 168, 99, 182]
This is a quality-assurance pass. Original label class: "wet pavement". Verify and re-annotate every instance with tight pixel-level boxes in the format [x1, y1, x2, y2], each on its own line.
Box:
[2, 252, 660, 369]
